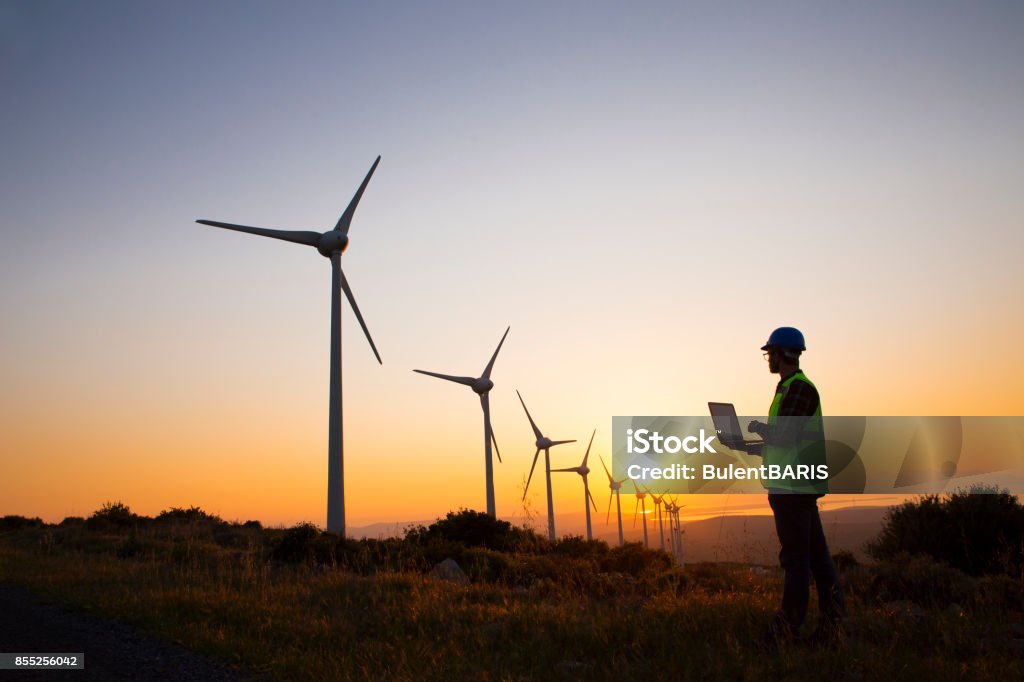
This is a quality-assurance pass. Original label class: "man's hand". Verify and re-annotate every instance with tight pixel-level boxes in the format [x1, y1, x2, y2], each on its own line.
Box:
[748, 420, 766, 436]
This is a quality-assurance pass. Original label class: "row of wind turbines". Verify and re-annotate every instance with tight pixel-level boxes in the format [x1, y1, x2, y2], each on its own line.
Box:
[192, 156, 685, 562]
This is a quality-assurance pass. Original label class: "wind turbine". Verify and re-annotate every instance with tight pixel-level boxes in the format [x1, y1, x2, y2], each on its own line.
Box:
[551, 430, 598, 541]
[599, 455, 626, 547]
[518, 390, 575, 541]
[195, 156, 383, 537]
[633, 484, 650, 548]
[414, 327, 509, 517]
[666, 496, 686, 566]
[643, 485, 667, 550]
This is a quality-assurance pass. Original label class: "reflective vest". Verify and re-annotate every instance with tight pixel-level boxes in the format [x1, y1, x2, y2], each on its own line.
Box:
[763, 371, 827, 494]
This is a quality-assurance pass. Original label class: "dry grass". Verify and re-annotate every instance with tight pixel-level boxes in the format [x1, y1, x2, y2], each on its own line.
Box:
[1, 516, 1022, 681]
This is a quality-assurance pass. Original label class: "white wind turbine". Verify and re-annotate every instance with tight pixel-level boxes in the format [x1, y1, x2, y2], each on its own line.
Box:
[665, 496, 678, 559]
[666, 496, 686, 566]
[644, 485, 667, 550]
[195, 157, 383, 537]
[518, 390, 576, 541]
[633, 484, 650, 548]
[414, 327, 509, 517]
[551, 430, 598, 541]
[599, 455, 627, 547]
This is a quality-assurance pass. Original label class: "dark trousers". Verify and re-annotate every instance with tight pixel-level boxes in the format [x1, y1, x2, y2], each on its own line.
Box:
[767, 492, 845, 629]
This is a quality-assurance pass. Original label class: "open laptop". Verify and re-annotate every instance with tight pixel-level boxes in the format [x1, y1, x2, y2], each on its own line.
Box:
[708, 402, 762, 450]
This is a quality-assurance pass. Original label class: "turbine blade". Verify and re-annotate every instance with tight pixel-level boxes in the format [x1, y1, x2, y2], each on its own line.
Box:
[195, 220, 321, 247]
[337, 267, 382, 364]
[523, 448, 541, 499]
[549, 439, 576, 447]
[606, 492, 613, 524]
[413, 370, 476, 387]
[516, 390, 544, 441]
[550, 467, 577, 473]
[334, 156, 381, 234]
[582, 429, 595, 467]
[587, 485, 598, 512]
[599, 455, 613, 483]
[634, 497, 640, 527]
[481, 326, 510, 380]
[481, 394, 501, 464]
[491, 425, 502, 464]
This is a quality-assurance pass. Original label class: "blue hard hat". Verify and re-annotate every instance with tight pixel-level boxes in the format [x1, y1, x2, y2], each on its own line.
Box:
[761, 327, 806, 351]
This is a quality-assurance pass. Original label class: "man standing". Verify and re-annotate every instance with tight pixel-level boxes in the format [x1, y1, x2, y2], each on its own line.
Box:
[745, 327, 844, 645]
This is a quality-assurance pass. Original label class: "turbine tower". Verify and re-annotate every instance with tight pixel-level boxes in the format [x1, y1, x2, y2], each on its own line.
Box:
[518, 390, 575, 541]
[414, 327, 509, 517]
[195, 156, 383, 537]
[551, 430, 598, 541]
[633, 485, 650, 548]
[599, 455, 626, 546]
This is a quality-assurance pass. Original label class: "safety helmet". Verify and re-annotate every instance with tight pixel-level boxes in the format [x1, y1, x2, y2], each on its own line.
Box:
[761, 327, 806, 352]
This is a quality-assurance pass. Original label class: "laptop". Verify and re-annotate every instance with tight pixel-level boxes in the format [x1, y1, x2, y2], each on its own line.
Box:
[708, 402, 762, 449]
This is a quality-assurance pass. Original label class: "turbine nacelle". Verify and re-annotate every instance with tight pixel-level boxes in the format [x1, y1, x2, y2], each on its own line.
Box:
[471, 377, 494, 394]
[317, 232, 350, 257]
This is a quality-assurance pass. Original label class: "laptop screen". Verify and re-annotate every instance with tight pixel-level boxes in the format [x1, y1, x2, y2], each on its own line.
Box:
[708, 402, 744, 445]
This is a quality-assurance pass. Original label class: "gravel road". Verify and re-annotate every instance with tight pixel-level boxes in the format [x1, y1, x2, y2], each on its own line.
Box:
[0, 582, 247, 681]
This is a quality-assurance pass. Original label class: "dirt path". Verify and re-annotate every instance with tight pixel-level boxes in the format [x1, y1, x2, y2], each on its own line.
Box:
[0, 582, 246, 681]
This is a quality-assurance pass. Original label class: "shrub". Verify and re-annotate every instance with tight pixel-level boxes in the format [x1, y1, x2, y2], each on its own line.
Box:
[155, 506, 223, 524]
[0, 515, 44, 531]
[405, 509, 540, 553]
[599, 542, 673, 576]
[832, 549, 860, 573]
[267, 523, 335, 565]
[866, 553, 977, 607]
[87, 501, 137, 531]
[867, 487, 1024, 576]
[973, 574, 1024, 613]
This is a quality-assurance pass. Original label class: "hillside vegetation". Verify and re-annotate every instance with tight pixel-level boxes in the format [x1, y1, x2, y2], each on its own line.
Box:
[1, 496, 1022, 681]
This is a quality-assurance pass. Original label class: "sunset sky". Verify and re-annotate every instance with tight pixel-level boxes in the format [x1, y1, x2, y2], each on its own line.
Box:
[2, 1, 1022, 530]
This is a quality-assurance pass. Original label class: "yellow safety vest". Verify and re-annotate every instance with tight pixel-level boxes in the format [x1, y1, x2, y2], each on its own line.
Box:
[763, 371, 827, 494]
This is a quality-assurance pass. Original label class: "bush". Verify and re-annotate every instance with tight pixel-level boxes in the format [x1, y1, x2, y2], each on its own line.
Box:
[867, 487, 1024, 576]
[866, 553, 977, 607]
[155, 506, 223, 525]
[267, 523, 335, 565]
[599, 542, 673, 576]
[0, 515, 44, 531]
[405, 509, 540, 553]
[86, 501, 137, 531]
[973, 574, 1024, 613]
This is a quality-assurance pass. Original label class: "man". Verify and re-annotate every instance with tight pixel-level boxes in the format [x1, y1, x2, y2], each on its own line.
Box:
[744, 327, 844, 645]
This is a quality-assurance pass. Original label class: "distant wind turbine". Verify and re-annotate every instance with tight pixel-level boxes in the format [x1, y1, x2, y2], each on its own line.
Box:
[599, 455, 627, 547]
[195, 156, 383, 537]
[414, 327, 509, 517]
[518, 390, 576, 541]
[643, 485, 667, 550]
[551, 430, 598, 541]
[633, 485, 650, 548]
[665, 496, 686, 566]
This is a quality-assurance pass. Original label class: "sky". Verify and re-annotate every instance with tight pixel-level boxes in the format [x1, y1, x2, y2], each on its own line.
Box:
[1, 1, 1023, 530]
